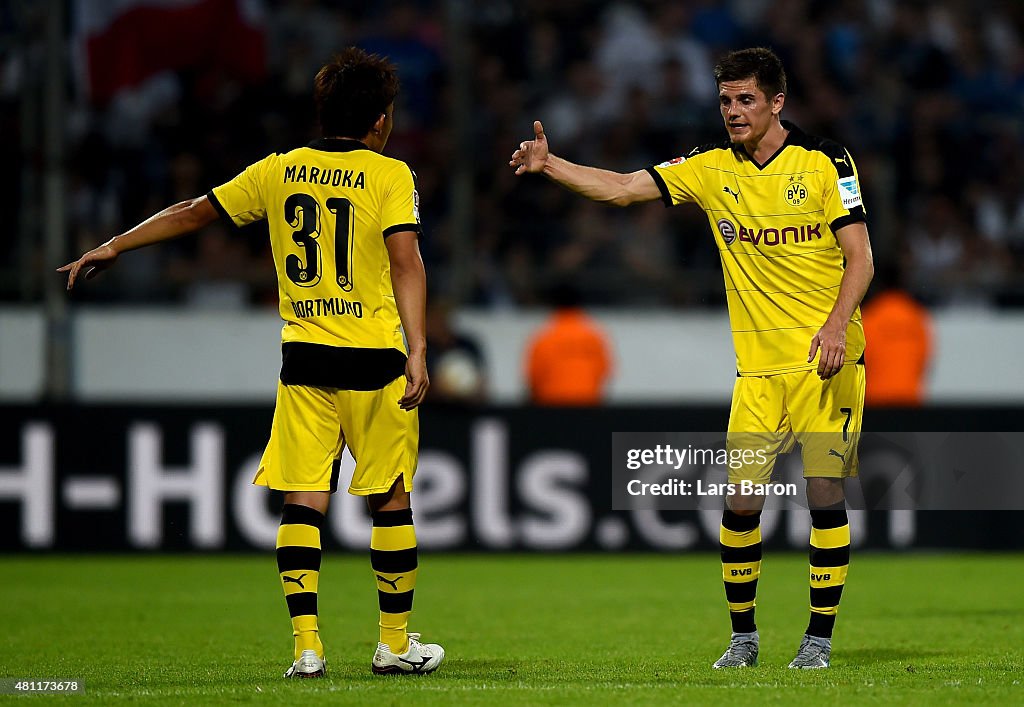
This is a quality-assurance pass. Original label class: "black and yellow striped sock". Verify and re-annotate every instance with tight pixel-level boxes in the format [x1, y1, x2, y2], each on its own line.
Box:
[370, 508, 418, 655]
[807, 505, 850, 639]
[277, 504, 324, 660]
[720, 510, 762, 634]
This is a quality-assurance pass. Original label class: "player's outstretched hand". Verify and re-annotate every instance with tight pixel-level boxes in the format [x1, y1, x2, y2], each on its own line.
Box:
[509, 120, 550, 176]
[56, 244, 119, 290]
[808, 323, 846, 380]
[400, 350, 429, 410]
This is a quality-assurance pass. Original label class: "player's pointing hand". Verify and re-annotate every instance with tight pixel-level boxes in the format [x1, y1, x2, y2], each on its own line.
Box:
[509, 120, 549, 175]
[56, 243, 120, 290]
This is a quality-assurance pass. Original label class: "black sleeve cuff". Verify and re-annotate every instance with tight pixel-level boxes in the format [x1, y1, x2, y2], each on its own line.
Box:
[830, 210, 866, 234]
[205, 190, 237, 229]
[383, 223, 423, 239]
[645, 167, 672, 207]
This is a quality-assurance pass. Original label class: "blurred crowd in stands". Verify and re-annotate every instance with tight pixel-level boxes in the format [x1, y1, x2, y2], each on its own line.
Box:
[5, 0, 1024, 308]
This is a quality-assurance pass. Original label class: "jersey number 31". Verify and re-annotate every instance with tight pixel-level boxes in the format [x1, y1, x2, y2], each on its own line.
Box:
[284, 193, 355, 292]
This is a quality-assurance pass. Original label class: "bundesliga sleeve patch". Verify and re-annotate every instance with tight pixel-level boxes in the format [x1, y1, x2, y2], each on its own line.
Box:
[837, 176, 862, 209]
[657, 156, 686, 168]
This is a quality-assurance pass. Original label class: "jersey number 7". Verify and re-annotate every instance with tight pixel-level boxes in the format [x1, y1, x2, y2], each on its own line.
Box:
[284, 193, 355, 292]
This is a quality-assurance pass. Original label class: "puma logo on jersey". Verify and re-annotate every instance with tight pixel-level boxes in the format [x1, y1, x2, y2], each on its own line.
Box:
[833, 156, 848, 166]
[723, 186, 740, 202]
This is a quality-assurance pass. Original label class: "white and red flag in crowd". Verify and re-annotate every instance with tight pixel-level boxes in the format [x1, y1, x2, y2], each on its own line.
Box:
[73, 0, 266, 105]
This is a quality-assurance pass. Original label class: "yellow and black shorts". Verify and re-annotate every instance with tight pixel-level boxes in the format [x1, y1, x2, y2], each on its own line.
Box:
[726, 363, 865, 484]
[253, 375, 418, 496]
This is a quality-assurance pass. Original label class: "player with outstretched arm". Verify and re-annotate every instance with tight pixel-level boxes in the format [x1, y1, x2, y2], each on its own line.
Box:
[59, 47, 444, 679]
[510, 47, 873, 670]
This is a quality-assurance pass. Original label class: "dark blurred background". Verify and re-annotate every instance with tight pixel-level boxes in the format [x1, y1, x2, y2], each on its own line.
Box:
[6, 0, 1024, 310]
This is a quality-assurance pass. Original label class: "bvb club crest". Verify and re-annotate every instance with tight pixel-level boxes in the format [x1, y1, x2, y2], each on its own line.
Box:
[783, 174, 807, 207]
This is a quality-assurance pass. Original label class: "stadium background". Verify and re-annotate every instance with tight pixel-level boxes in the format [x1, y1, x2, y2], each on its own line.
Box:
[2, 3, 1023, 704]
[2, 0, 1023, 554]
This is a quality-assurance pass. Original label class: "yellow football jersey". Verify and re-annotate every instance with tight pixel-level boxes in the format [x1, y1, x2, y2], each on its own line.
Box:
[648, 121, 866, 376]
[208, 138, 421, 389]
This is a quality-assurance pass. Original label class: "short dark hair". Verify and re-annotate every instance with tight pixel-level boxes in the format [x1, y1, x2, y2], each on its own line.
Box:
[713, 47, 787, 99]
[314, 47, 400, 138]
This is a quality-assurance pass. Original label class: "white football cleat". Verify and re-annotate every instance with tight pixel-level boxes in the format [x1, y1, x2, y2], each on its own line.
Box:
[284, 649, 326, 678]
[372, 632, 445, 675]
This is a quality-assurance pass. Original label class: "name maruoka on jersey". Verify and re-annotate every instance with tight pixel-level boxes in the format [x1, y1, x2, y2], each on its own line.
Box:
[208, 138, 421, 352]
[283, 164, 366, 188]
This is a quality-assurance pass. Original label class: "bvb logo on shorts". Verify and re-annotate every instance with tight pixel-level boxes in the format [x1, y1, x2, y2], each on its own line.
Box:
[784, 179, 808, 207]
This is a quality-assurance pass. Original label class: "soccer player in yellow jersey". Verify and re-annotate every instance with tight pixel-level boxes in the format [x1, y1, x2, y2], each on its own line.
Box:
[59, 47, 444, 678]
[511, 47, 873, 669]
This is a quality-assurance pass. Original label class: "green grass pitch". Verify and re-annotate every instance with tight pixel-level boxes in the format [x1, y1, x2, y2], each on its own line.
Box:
[1, 553, 1021, 704]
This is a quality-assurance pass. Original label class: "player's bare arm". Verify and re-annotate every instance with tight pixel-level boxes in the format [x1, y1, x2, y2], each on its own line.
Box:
[386, 231, 429, 410]
[57, 196, 218, 290]
[808, 222, 874, 380]
[509, 120, 661, 206]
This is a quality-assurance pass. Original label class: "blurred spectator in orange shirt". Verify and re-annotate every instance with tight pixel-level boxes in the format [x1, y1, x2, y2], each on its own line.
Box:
[525, 283, 613, 405]
[862, 264, 933, 406]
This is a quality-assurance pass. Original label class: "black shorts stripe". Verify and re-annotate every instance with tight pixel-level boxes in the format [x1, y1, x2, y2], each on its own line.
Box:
[286, 591, 318, 618]
[329, 458, 340, 494]
[378, 589, 415, 614]
[810, 546, 850, 568]
[810, 509, 848, 530]
[370, 547, 418, 574]
[280, 342, 406, 390]
[277, 546, 322, 573]
[722, 510, 761, 532]
[281, 504, 325, 529]
[724, 579, 759, 604]
[720, 543, 762, 564]
[372, 508, 414, 527]
[810, 585, 845, 609]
